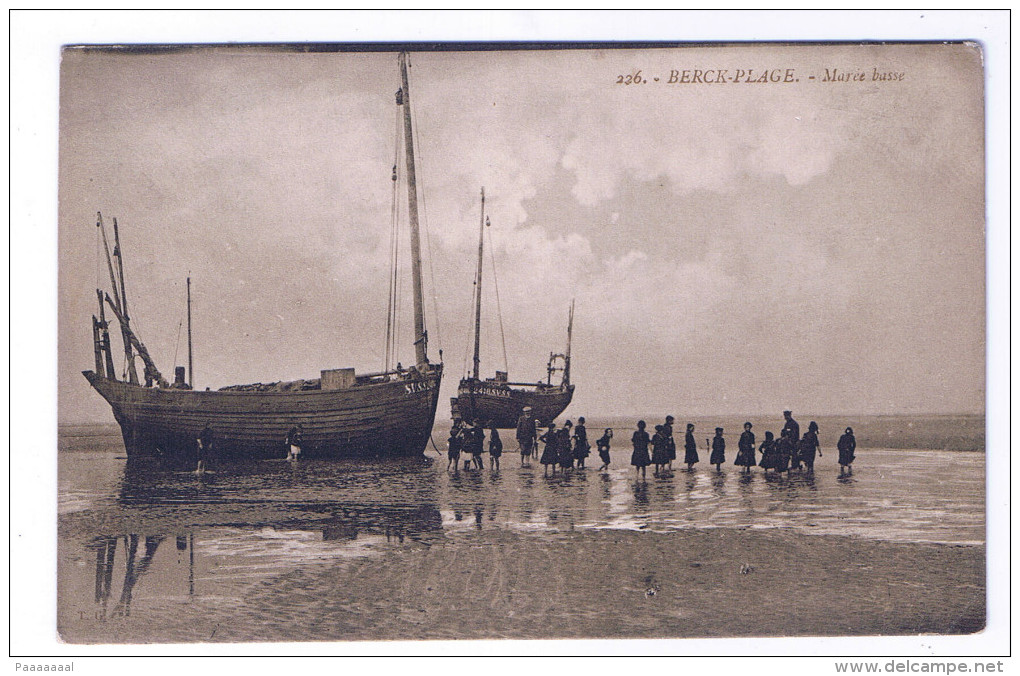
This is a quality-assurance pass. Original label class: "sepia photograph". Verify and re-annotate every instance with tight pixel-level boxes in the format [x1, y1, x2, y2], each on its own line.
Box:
[11, 9, 1009, 667]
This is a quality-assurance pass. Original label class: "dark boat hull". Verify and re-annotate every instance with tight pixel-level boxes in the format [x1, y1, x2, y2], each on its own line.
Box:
[83, 365, 443, 460]
[453, 378, 574, 428]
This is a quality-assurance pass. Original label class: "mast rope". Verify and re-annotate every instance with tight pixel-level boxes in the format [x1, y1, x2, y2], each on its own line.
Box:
[486, 223, 510, 373]
[172, 319, 183, 372]
[384, 101, 402, 373]
[408, 55, 443, 359]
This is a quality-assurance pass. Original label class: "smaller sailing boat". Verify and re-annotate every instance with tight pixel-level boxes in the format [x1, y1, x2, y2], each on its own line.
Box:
[450, 188, 575, 429]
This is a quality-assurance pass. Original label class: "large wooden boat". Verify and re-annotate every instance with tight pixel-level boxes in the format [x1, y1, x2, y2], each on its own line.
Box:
[83, 53, 443, 461]
[450, 189, 574, 429]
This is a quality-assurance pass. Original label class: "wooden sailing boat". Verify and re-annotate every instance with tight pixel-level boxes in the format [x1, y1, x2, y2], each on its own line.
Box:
[450, 189, 575, 429]
[83, 52, 443, 460]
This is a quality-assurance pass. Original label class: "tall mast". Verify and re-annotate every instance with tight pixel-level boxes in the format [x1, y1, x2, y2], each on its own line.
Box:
[398, 52, 428, 368]
[564, 299, 574, 385]
[187, 276, 193, 387]
[112, 217, 139, 385]
[472, 187, 485, 380]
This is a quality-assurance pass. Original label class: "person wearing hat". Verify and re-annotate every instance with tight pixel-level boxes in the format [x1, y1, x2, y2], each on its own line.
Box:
[516, 407, 537, 465]
[630, 420, 651, 479]
[710, 427, 726, 471]
[837, 426, 857, 475]
[572, 416, 591, 468]
[735, 422, 756, 473]
[663, 415, 677, 471]
[782, 411, 801, 468]
[684, 423, 699, 470]
[539, 422, 559, 476]
[798, 421, 822, 471]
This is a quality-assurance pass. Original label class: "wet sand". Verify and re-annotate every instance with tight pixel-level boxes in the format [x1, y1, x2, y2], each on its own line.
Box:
[65, 528, 983, 643]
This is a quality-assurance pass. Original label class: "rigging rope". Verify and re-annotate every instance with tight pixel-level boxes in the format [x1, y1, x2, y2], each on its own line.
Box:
[408, 54, 443, 358]
[486, 224, 510, 373]
[384, 101, 402, 373]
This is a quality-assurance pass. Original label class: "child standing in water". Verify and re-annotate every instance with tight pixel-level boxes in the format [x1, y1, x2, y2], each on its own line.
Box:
[447, 424, 463, 473]
[630, 420, 651, 480]
[684, 423, 699, 470]
[838, 426, 857, 475]
[539, 423, 559, 476]
[488, 424, 502, 471]
[710, 427, 726, 471]
[596, 428, 613, 470]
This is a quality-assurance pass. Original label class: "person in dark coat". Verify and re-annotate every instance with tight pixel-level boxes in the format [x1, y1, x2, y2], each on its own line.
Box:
[196, 425, 214, 474]
[782, 411, 801, 469]
[465, 421, 485, 470]
[558, 420, 575, 469]
[837, 426, 857, 475]
[539, 423, 559, 476]
[630, 420, 651, 479]
[775, 428, 794, 473]
[758, 431, 777, 472]
[735, 422, 756, 473]
[447, 423, 463, 473]
[516, 407, 537, 465]
[573, 416, 591, 468]
[664, 415, 677, 470]
[799, 421, 821, 471]
[684, 423, 699, 470]
[710, 427, 726, 471]
[651, 425, 670, 476]
[488, 424, 503, 471]
[596, 428, 613, 470]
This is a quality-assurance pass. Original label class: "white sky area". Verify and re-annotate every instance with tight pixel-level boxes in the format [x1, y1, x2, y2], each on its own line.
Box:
[57, 43, 985, 421]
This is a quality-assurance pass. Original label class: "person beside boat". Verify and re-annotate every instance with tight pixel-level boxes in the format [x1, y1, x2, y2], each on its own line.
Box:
[447, 423, 463, 473]
[558, 420, 575, 470]
[838, 426, 857, 476]
[465, 421, 485, 470]
[710, 427, 726, 471]
[684, 423, 699, 470]
[758, 431, 777, 473]
[798, 421, 822, 471]
[735, 422, 756, 473]
[196, 425, 214, 473]
[630, 420, 651, 480]
[489, 424, 503, 471]
[516, 407, 538, 465]
[572, 417, 591, 468]
[663, 416, 677, 471]
[783, 411, 801, 470]
[651, 425, 670, 477]
[596, 428, 613, 470]
[286, 425, 303, 461]
[539, 423, 559, 475]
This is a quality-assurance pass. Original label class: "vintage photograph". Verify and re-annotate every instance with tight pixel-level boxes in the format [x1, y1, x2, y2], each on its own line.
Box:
[54, 41, 986, 645]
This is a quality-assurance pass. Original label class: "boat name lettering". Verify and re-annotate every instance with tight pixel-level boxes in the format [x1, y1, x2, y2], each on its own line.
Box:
[405, 380, 434, 395]
[476, 386, 511, 398]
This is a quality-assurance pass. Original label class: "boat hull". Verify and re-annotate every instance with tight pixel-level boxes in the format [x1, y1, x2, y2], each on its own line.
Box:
[453, 378, 574, 428]
[83, 365, 443, 461]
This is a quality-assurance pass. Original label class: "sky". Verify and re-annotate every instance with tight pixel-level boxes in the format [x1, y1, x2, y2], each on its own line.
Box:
[57, 43, 985, 423]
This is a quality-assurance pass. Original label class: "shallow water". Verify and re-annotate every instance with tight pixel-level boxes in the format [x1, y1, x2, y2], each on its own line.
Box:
[57, 423, 984, 642]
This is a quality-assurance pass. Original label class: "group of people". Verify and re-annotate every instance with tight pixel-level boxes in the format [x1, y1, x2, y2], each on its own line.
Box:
[447, 409, 859, 480]
[627, 411, 857, 478]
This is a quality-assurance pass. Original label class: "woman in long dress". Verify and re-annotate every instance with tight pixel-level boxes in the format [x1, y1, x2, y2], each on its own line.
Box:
[573, 417, 591, 468]
[758, 431, 776, 472]
[558, 420, 575, 470]
[837, 426, 857, 475]
[539, 423, 559, 476]
[684, 423, 699, 470]
[630, 420, 651, 480]
[799, 421, 821, 471]
[710, 427, 726, 471]
[735, 422, 756, 473]
[651, 425, 670, 476]
[775, 429, 793, 474]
